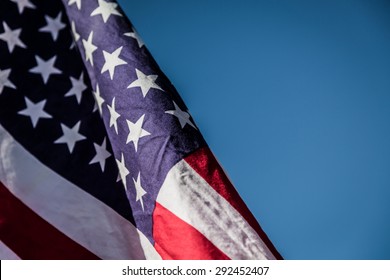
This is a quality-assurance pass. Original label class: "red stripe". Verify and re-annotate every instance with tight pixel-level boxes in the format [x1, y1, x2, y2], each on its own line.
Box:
[0, 181, 100, 260]
[153, 202, 230, 260]
[184, 147, 283, 260]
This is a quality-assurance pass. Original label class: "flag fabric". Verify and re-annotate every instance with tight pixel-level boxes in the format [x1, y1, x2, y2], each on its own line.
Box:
[0, 0, 282, 260]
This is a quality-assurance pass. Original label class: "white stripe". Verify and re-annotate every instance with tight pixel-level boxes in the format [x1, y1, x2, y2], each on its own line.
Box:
[156, 159, 276, 260]
[0, 241, 20, 260]
[0, 125, 160, 260]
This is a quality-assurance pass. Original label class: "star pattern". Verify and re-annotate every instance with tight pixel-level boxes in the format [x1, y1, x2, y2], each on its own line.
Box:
[29, 55, 62, 84]
[165, 101, 197, 129]
[132, 172, 147, 211]
[10, 0, 35, 14]
[39, 12, 66, 41]
[82, 31, 98, 66]
[0, 68, 16, 94]
[107, 97, 120, 134]
[0, 0, 206, 245]
[89, 137, 111, 171]
[0, 22, 26, 53]
[90, 0, 122, 23]
[127, 69, 163, 97]
[65, 73, 87, 104]
[54, 121, 86, 153]
[126, 114, 151, 152]
[101, 46, 127, 80]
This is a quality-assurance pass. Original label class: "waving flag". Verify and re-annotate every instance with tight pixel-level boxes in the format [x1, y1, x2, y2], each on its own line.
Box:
[0, 0, 282, 260]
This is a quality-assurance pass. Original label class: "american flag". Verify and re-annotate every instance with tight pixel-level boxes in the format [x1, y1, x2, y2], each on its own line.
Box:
[0, 0, 282, 260]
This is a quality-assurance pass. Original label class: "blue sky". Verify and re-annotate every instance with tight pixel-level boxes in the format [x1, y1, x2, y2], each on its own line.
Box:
[117, 0, 390, 259]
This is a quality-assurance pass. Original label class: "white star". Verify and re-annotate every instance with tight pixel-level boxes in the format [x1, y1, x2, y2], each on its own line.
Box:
[116, 153, 130, 190]
[165, 101, 196, 129]
[132, 172, 147, 211]
[127, 69, 163, 97]
[68, 0, 82, 10]
[107, 97, 120, 134]
[124, 29, 144, 48]
[0, 22, 26, 53]
[39, 12, 66, 41]
[0, 68, 16, 94]
[18, 97, 51, 128]
[54, 121, 86, 153]
[10, 0, 35, 14]
[71, 21, 80, 42]
[89, 137, 111, 172]
[90, 0, 122, 23]
[82, 31, 98, 66]
[65, 73, 87, 104]
[93, 84, 105, 114]
[126, 114, 150, 152]
[29, 55, 62, 84]
[101, 46, 127, 80]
